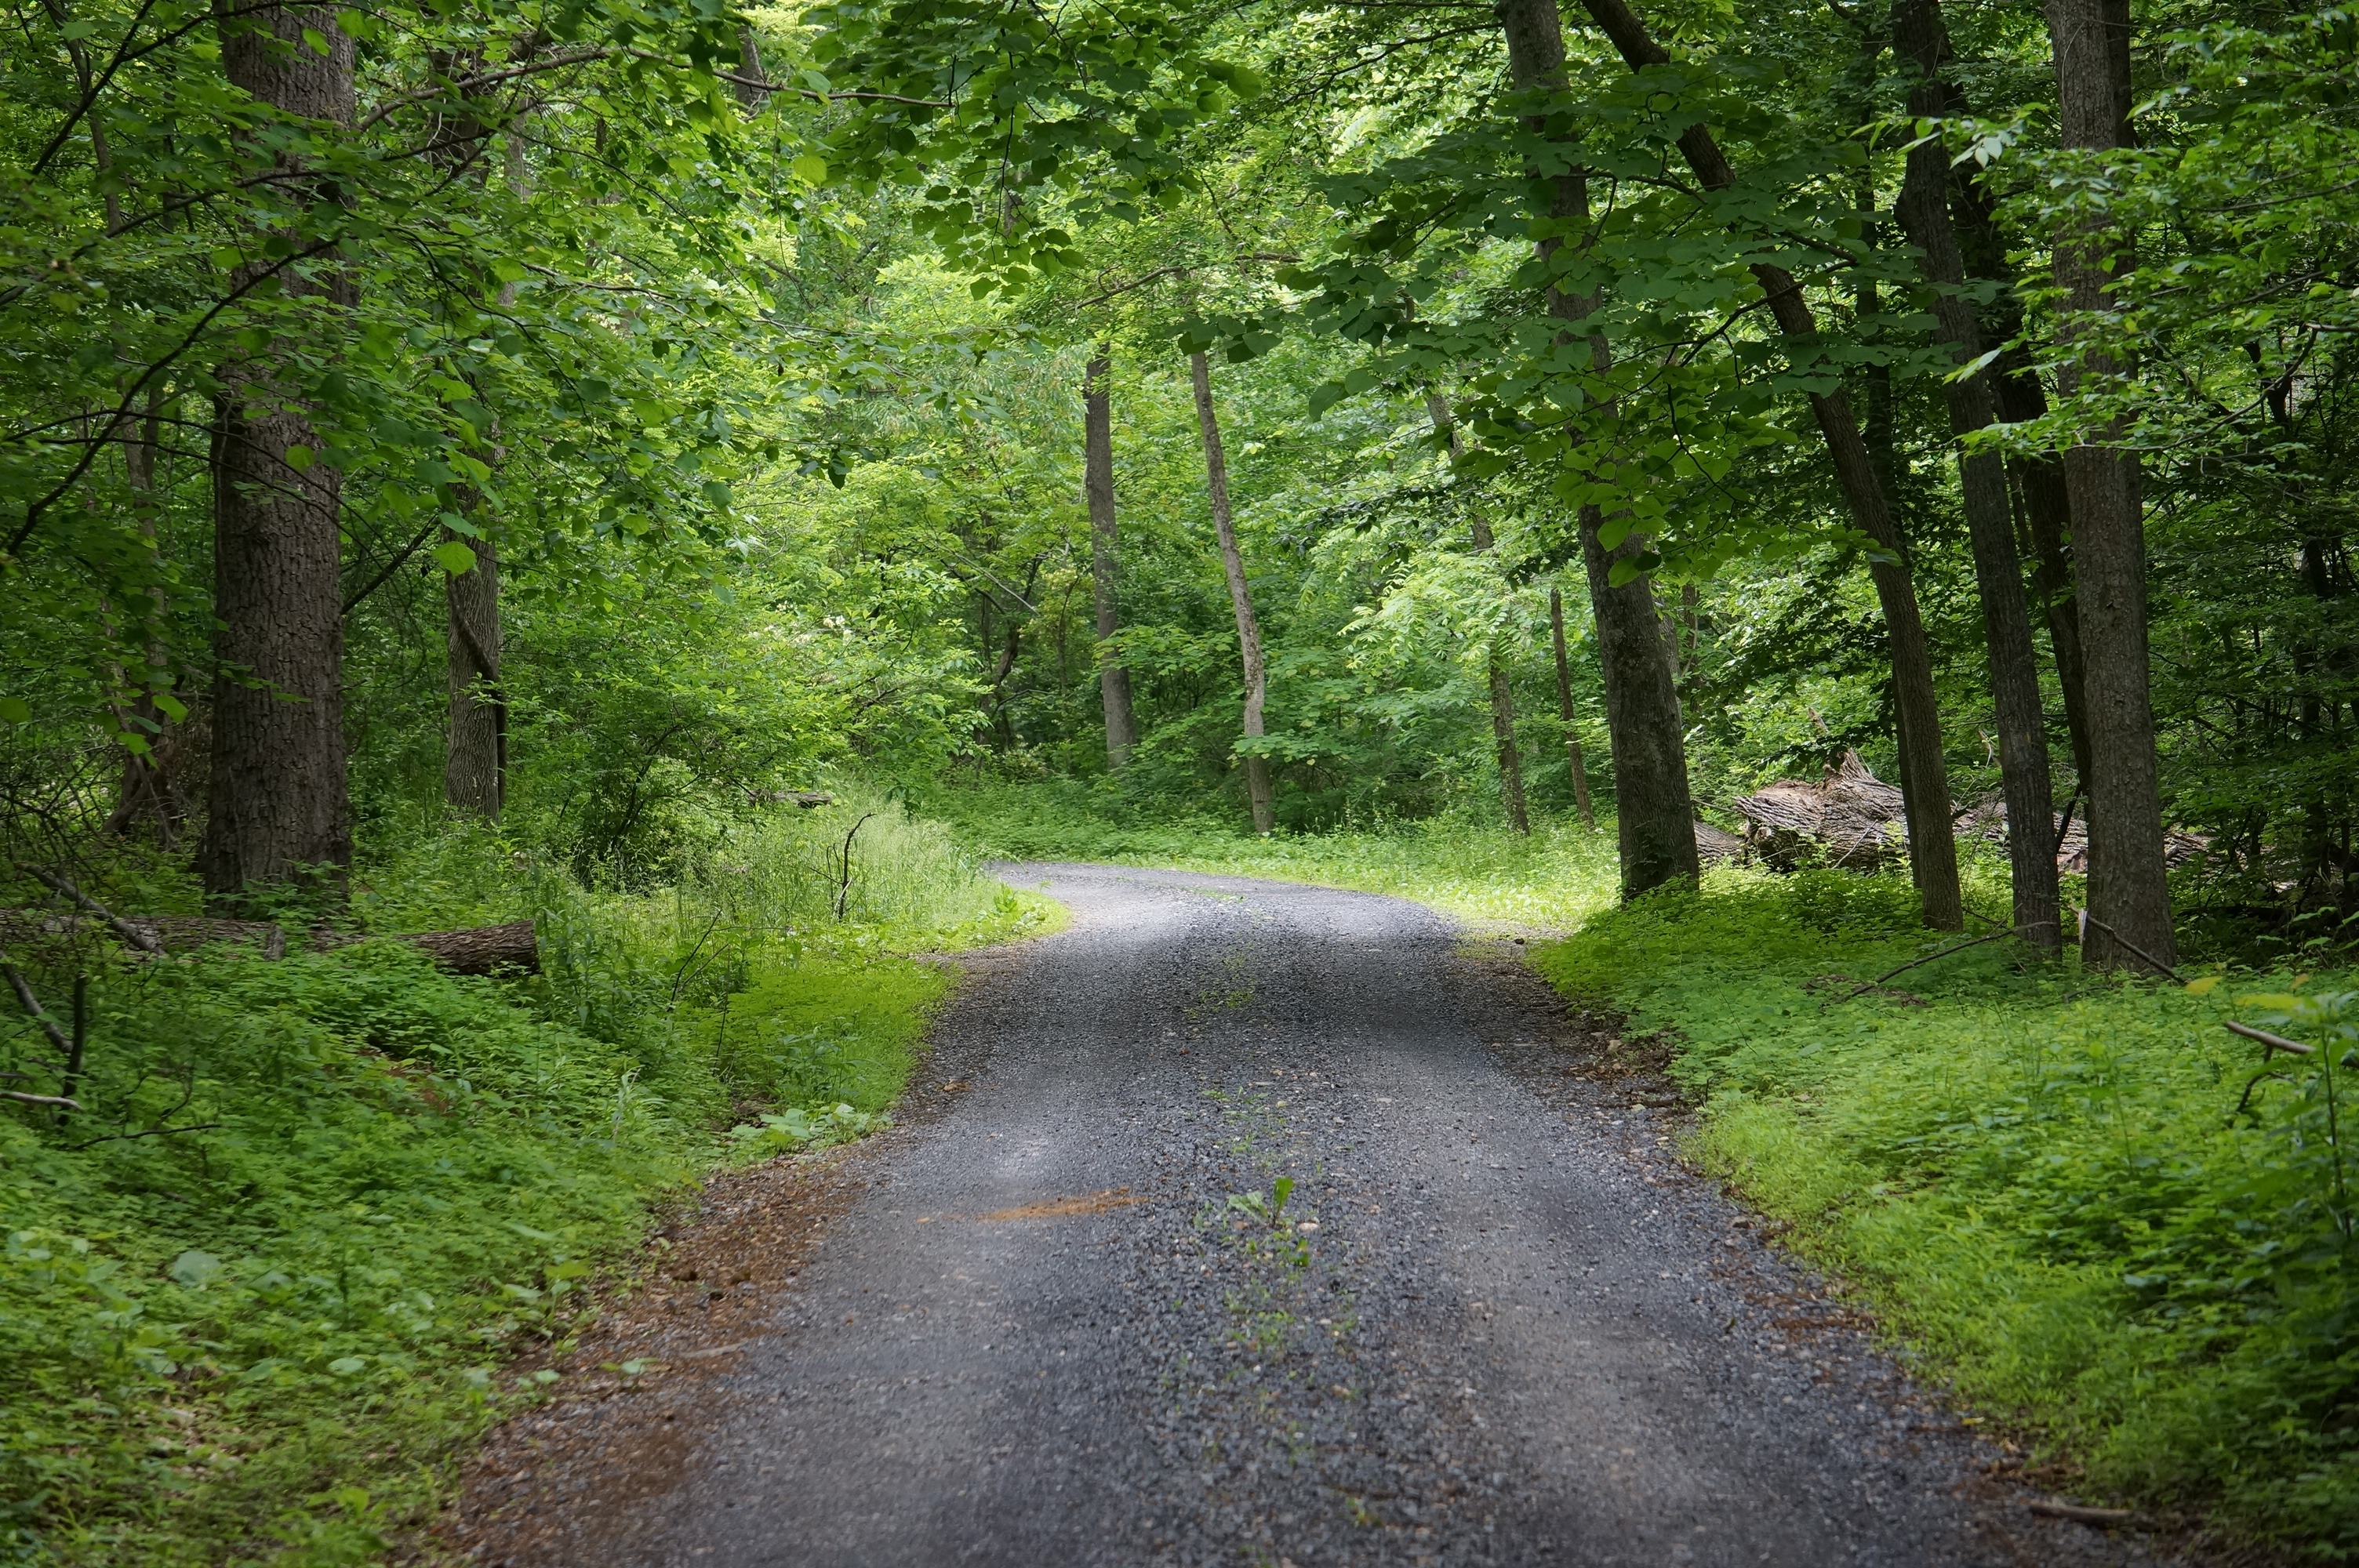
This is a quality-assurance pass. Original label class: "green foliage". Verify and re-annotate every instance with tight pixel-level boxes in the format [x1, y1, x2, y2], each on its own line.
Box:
[728, 1103, 893, 1160]
[0, 800, 1034, 1563]
[1533, 873, 2359, 1552]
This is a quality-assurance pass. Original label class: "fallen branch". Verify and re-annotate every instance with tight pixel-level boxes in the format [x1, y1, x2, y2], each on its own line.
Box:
[67, 1121, 221, 1151]
[1831, 921, 2057, 1004]
[0, 910, 536, 975]
[2, 1091, 79, 1109]
[0, 954, 71, 1056]
[17, 866, 164, 954]
[2026, 1498, 2135, 1526]
[2075, 910, 2185, 982]
[2226, 1020, 2314, 1057]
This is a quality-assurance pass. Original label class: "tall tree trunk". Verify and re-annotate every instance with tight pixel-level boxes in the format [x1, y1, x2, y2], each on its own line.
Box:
[1428, 394, 1529, 833]
[2044, 0, 2175, 970]
[198, 5, 355, 908]
[1085, 349, 1138, 770]
[1497, 0, 1697, 895]
[1939, 63, 2099, 811]
[1550, 585, 1597, 826]
[438, 118, 533, 821]
[444, 532, 503, 818]
[1574, 0, 1964, 928]
[1190, 352, 1274, 834]
[1893, 0, 2062, 952]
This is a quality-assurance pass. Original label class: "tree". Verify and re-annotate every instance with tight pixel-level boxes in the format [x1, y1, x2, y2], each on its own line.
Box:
[197, 5, 358, 906]
[1085, 349, 1138, 770]
[1191, 351, 1275, 833]
[1497, 0, 1696, 895]
[2041, 0, 2175, 971]
[1571, 0, 1962, 928]
[1891, 0, 2060, 952]
[1549, 586, 1596, 826]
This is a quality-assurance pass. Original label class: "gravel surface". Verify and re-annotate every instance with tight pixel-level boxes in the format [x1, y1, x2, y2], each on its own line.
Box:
[449, 863, 2191, 1568]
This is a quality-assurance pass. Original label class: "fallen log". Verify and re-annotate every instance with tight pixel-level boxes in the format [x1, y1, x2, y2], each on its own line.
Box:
[0, 911, 537, 975]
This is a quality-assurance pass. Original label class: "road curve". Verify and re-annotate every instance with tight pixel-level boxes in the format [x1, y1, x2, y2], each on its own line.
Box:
[480, 863, 2178, 1567]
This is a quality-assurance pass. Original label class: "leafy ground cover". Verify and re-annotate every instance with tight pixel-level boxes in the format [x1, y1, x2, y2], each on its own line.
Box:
[945, 782, 2357, 1556]
[1534, 871, 2356, 1555]
[0, 790, 1049, 1566]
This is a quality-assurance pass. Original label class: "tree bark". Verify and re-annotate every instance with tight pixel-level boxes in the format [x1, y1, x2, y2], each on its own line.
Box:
[1572, 0, 1964, 928]
[2044, 0, 2176, 970]
[1190, 352, 1274, 834]
[1085, 350, 1138, 770]
[198, 5, 355, 909]
[1892, 0, 2061, 952]
[444, 532, 503, 818]
[1428, 395, 1529, 834]
[1550, 585, 1597, 826]
[1936, 62, 2099, 807]
[734, 24, 769, 112]
[1496, 0, 1697, 895]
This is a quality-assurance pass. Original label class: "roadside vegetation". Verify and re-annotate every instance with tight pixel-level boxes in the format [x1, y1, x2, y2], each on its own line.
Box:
[0, 793, 1041, 1566]
[2, 0, 2351, 1561]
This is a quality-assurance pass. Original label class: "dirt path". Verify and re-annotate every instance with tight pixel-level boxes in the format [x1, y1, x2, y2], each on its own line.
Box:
[445, 864, 2183, 1567]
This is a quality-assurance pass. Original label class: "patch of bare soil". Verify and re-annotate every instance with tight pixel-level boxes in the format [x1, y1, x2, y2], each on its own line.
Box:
[1447, 935, 1688, 1105]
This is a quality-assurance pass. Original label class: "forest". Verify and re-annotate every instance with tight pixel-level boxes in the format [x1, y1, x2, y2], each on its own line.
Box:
[0, 0, 2354, 1560]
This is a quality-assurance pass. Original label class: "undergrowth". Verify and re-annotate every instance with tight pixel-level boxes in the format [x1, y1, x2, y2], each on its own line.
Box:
[1534, 869, 2357, 1556]
[0, 786, 1047, 1565]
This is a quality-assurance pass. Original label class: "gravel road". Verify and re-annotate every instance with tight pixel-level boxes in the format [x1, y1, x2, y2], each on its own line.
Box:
[456, 863, 2186, 1568]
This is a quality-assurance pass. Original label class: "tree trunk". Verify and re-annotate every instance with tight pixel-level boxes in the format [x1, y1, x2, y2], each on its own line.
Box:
[1550, 586, 1597, 826]
[1939, 65, 2099, 808]
[1574, 0, 1964, 929]
[2044, 0, 2176, 971]
[1497, 0, 1697, 895]
[734, 24, 768, 112]
[1085, 350, 1138, 770]
[1190, 351, 1274, 834]
[198, 5, 355, 909]
[1428, 394, 1529, 834]
[1892, 0, 2061, 952]
[444, 532, 503, 818]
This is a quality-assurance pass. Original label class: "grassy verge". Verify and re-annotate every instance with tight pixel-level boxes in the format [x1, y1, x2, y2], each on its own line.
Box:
[925, 775, 1620, 931]
[935, 780, 2356, 1556]
[0, 789, 1050, 1566]
[1538, 873, 2354, 1555]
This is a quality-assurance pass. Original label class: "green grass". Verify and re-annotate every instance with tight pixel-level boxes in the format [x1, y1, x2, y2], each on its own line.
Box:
[937, 780, 2358, 1557]
[1536, 869, 2357, 1556]
[0, 788, 1050, 1566]
[927, 775, 1621, 931]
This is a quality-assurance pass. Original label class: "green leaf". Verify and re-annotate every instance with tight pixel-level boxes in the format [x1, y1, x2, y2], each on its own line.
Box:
[283, 444, 314, 473]
[791, 153, 830, 186]
[0, 697, 29, 724]
[433, 541, 478, 575]
[169, 1250, 224, 1289]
